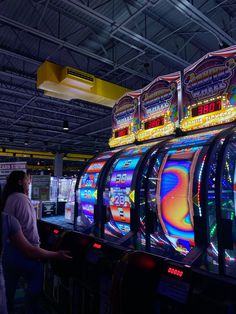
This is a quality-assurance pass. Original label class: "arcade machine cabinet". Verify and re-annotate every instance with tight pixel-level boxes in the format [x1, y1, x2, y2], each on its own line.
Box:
[102, 72, 180, 250]
[40, 176, 58, 219]
[113, 45, 236, 313]
[37, 176, 75, 248]
[54, 92, 141, 314]
[39, 177, 75, 231]
[57, 177, 72, 215]
[145, 129, 228, 268]
[30, 176, 57, 218]
[76, 77, 180, 313]
[102, 141, 167, 247]
[110, 128, 236, 314]
[53, 74, 180, 314]
[64, 177, 77, 223]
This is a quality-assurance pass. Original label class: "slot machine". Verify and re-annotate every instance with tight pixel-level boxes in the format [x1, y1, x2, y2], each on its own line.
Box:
[115, 45, 236, 314]
[75, 150, 121, 235]
[68, 92, 142, 314]
[103, 73, 180, 248]
[41, 91, 141, 314]
[145, 129, 228, 268]
[157, 46, 236, 273]
[70, 77, 180, 314]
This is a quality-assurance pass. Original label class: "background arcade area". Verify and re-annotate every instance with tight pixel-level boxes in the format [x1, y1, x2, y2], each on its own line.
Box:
[35, 45, 236, 314]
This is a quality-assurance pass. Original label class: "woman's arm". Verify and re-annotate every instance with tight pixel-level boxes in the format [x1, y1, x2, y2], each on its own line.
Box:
[10, 230, 71, 260]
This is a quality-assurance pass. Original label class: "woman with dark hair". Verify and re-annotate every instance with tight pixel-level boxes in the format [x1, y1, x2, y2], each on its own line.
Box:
[1, 170, 64, 314]
[0, 212, 71, 314]
[1, 171, 40, 248]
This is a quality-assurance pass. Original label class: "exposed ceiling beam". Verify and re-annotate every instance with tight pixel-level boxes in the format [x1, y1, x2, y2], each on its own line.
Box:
[43, 114, 111, 144]
[60, 0, 189, 67]
[0, 99, 93, 122]
[0, 69, 36, 83]
[125, 0, 209, 53]
[0, 47, 40, 65]
[167, 0, 236, 46]
[0, 14, 154, 82]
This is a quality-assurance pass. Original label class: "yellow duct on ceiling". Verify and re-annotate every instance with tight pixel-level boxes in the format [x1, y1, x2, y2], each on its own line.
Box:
[37, 61, 130, 107]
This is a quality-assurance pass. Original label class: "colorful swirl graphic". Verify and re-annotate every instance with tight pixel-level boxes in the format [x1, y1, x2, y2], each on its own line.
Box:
[160, 160, 194, 246]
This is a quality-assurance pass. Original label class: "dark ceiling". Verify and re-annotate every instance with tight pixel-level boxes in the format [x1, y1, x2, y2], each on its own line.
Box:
[0, 0, 235, 155]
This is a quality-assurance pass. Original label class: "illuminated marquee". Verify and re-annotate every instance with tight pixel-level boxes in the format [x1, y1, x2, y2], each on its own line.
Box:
[181, 47, 236, 131]
[137, 72, 180, 142]
[109, 92, 140, 148]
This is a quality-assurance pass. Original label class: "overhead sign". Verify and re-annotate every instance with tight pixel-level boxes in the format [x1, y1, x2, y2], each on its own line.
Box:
[0, 162, 27, 177]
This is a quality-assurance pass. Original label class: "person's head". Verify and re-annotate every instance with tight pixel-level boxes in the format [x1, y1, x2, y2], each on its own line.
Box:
[7, 171, 29, 194]
[0, 171, 30, 211]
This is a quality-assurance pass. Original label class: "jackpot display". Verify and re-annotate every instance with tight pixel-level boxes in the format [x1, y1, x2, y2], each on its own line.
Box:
[181, 46, 236, 131]
[137, 72, 180, 142]
[77, 152, 116, 226]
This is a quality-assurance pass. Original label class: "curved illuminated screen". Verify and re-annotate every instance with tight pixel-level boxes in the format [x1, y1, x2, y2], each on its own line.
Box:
[105, 143, 155, 238]
[160, 161, 194, 241]
[79, 152, 115, 224]
[158, 156, 195, 254]
[108, 156, 140, 236]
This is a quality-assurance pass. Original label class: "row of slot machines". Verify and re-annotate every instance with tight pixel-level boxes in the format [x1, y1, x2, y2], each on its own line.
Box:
[37, 125, 236, 314]
[37, 44, 236, 313]
[75, 126, 236, 276]
[40, 126, 236, 277]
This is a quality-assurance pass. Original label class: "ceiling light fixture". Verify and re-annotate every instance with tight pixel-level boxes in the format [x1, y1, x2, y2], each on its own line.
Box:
[24, 139, 29, 146]
[63, 120, 69, 131]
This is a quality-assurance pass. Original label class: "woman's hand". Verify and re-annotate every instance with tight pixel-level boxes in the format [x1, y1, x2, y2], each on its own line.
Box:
[55, 250, 72, 261]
